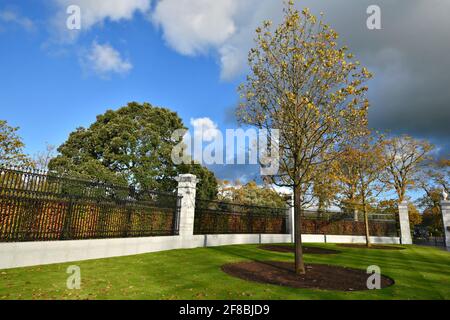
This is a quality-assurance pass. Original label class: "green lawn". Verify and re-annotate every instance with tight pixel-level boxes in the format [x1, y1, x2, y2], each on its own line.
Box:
[0, 243, 449, 300]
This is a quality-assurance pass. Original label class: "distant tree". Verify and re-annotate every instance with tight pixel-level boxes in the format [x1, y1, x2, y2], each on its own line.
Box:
[382, 135, 433, 203]
[33, 143, 56, 170]
[434, 158, 449, 193]
[414, 156, 449, 234]
[237, 2, 371, 274]
[0, 120, 33, 167]
[49, 102, 217, 196]
[218, 180, 286, 207]
[377, 199, 422, 230]
[407, 203, 422, 229]
[421, 208, 443, 237]
[416, 188, 444, 236]
[423, 158, 449, 194]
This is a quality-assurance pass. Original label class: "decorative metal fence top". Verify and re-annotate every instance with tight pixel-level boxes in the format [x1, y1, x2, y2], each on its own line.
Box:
[0, 166, 182, 242]
[299, 209, 396, 222]
[194, 198, 289, 235]
[195, 198, 396, 222]
[195, 198, 288, 216]
[0, 165, 181, 207]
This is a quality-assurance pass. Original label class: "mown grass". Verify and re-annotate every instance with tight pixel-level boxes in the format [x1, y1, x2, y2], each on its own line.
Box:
[0, 243, 449, 300]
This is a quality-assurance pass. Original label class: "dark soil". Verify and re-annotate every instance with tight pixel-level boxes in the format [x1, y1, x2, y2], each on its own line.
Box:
[259, 244, 340, 254]
[337, 244, 405, 250]
[222, 261, 395, 291]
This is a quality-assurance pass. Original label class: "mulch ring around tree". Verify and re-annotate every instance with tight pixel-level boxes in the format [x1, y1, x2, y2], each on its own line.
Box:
[337, 244, 406, 250]
[222, 261, 395, 291]
[259, 244, 340, 254]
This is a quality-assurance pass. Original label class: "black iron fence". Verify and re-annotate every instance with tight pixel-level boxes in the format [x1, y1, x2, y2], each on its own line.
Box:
[0, 166, 400, 241]
[300, 209, 398, 237]
[0, 166, 181, 242]
[194, 198, 398, 237]
[194, 199, 289, 234]
[413, 236, 446, 247]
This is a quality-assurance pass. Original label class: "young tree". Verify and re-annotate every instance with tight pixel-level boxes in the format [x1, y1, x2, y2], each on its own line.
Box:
[383, 135, 433, 203]
[337, 137, 385, 247]
[237, 2, 371, 273]
[0, 120, 33, 167]
[311, 163, 340, 213]
[332, 152, 362, 219]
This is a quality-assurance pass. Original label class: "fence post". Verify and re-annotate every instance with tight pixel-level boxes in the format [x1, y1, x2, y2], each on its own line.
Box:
[287, 194, 295, 243]
[441, 199, 450, 249]
[354, 209, 359, 222]
[398, 201, 412, 245]
[175, 174, 198, 237]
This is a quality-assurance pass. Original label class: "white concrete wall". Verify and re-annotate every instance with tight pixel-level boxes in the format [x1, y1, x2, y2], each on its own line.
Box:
[324, 235, 400, 244]
[0, 233, 399, 270]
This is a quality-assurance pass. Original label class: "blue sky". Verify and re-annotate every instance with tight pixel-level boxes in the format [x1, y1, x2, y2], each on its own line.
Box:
[0, 0, 240, 161]
[0, 0, 448, 199]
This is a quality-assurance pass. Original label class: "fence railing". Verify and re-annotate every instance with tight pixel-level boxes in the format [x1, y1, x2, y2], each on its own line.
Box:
[0, 166, 181, 242]
[193, 198, 398, 237]
[194, 199, 289, 234]
[0, 166, 401, 241]
[299, 209, 398, 237]
[413, 236, 445, 247]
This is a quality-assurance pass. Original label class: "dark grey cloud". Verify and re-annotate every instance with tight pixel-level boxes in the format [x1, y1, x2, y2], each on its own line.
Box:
[303, 0, 449, 148]
[226, 0, 449, 158]
[325, 0, 450, 142]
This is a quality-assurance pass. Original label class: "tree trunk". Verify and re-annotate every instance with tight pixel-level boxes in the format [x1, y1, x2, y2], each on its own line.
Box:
[363, 200, 371, 248]
[294, 184, 306, 274]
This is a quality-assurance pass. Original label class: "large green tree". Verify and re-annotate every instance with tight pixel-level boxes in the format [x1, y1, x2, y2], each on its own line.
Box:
[49, 102, 217, 197]
[0, 120, 33, 167]
[237, 2, 371, 274]
[218, 180, 287, 207]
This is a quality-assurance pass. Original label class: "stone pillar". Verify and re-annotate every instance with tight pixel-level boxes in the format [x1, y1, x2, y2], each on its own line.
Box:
[175, 174, 198, 237]
[441, 200, 450, 248]
[287, 194, 295, 243]
[398, 201, 412, 245]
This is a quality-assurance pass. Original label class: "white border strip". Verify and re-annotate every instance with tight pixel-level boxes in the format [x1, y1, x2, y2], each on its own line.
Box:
[0, 234, 400, 270]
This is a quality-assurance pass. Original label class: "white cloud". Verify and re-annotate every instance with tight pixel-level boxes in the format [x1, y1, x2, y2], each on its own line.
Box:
[81, 42, 133, 78]
[55, 0, 151, 29]
[151, 0, 280, 80]
[152, 0, 237, 56]
[48, 0, 275, 79]
[190, 117, 220, 142]
[0, 10, 34, 31]
[50, 0, 151, 43]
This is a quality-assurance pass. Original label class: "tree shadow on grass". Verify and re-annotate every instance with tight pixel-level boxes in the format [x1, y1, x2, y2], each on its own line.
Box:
[206, 244, 300, 273]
